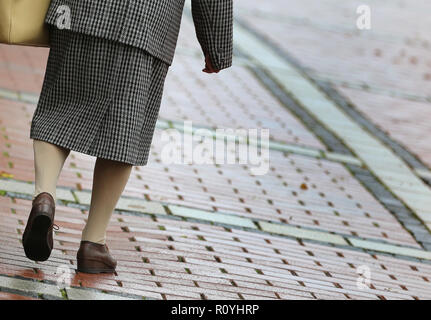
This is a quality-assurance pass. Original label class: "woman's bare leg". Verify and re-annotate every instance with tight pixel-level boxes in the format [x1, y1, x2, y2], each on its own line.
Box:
[33, 139, 71, 202]
[81, 158, 133, 244]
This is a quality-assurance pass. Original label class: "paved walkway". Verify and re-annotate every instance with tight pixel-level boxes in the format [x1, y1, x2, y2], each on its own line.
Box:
[1, 0, 431, 300]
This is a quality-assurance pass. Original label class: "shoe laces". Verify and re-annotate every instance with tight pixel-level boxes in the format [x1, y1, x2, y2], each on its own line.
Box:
[52, 224, 60, 231]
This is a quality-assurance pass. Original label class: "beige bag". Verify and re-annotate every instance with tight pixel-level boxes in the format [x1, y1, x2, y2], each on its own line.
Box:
[0, 0, 51, 47]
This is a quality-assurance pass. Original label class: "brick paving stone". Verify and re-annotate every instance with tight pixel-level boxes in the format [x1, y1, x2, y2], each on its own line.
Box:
[116, 197, 167, 215]
[136, 147, 418, 246]
[2, 197, 431, 299]
[349, 238, 431, 260]
[73, 191, 92, 206]
[0, 179, 34, 195]
[0, 178, 75, 202]
[0, 88, 20, 101]
[267, 141, 321, 158]
[168, 205, 257, 229]
[324, 152, 363, 166]
[234, 0, 431, 202]
[259, 221, 347, 245]
[236, 0, 431, 100]
[0, 291, 38, 300]
[56, 188, 76, 202]
[342, 88, 431, 168]
[0, 275, 62, 299]
[2, 100, 417, 246]
[65, 287, 135, 300]
[0, 45, 47, 94]
[1, 1, 431, 300]
[162, 18, 325, 149]
[235, 21, 431, 233]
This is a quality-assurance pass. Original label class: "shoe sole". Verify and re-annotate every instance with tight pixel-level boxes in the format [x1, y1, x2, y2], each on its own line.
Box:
[23, 215, 52, 262]
[77, 259, 116, 274]
[76, 268, 116, 274]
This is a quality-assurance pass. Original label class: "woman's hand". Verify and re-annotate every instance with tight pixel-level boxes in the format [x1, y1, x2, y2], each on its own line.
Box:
[202, 53, 220, 74]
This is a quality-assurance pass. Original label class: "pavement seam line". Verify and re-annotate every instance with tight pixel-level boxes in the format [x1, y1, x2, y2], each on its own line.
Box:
[0, 86, 363, 167]
[247, 64, 431, 251]
[232, 18, 431, 247]
[0, 274, 142, 300]
[2, 177, 431, 262]
[231, 17, 431, 179]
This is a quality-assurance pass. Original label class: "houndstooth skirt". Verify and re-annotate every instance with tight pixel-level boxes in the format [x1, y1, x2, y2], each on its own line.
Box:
[31, 27, 169, 166]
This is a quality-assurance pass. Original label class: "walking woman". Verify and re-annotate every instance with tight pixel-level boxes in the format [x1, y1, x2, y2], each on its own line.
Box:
[22, 0, 233, 273]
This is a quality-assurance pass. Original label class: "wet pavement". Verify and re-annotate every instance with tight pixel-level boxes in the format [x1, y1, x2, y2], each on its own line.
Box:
[0, 0, 431, 300]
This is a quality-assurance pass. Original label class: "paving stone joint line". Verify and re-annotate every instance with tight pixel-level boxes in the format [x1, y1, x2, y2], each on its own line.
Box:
[232, 17, 431, 249]
[0, 86, 364, 167]
[1, 177, 431, 263]
[0, 274, 144, 300]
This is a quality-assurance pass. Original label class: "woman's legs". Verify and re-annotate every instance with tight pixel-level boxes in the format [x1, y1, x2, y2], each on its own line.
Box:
[81, 158, 133, 245]
[34, 139, 132, 245]
[33, 139, 71, 202]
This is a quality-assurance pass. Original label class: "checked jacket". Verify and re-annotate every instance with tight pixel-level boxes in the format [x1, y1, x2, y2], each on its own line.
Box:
[45, 0, 234, 70]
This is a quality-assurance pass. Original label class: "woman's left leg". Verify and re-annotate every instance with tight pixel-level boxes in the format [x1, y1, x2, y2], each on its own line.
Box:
[33, 139, 71, 201]
[22, 139, 70, 262]
[81, 157, 133, 244]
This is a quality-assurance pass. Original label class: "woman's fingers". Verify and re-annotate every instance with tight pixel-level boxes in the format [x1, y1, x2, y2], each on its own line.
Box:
[203, 53, 220, 74]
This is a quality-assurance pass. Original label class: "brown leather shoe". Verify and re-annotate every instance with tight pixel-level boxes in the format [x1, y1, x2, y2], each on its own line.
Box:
[22, 192, 56, 262]
[77, 241, 117, 274]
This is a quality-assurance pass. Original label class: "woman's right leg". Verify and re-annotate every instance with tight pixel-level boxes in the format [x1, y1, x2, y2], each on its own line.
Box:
[81, 158, 133, 244]
[77, 158, 132, 273]
[33, 139, 71, 201]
